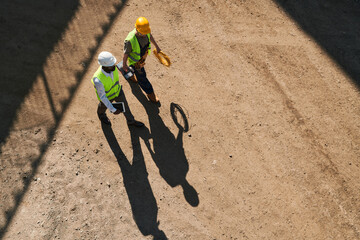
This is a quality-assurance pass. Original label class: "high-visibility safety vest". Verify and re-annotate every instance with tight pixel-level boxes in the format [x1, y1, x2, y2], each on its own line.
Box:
[91, 67, 122, 101]
[125, 28, 151, 66]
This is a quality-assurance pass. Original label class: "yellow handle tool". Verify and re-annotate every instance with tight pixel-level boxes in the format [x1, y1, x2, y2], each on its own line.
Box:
[153, 49, 171, 67]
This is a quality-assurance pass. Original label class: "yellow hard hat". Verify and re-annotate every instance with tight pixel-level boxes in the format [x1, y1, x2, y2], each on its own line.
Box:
[135, 17, 151, 35]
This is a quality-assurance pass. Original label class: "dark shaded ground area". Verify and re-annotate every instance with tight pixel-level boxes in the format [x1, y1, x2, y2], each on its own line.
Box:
[0, 1, 80, 237]
[276, 0, 360, 87]
[102, 124, 168, 240]
[127, 82, 199, 207]
[0, 0, 80, 145]
[0, 0, 129, 238]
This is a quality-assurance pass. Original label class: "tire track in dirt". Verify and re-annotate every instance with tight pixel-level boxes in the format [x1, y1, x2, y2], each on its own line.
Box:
[243, 44, 360, 237]
[154, 1, 359, 237]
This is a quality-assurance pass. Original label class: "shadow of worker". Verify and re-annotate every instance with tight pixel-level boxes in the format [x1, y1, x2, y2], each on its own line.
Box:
[128, 82, 199, 207]
[101, 123, 167, 240]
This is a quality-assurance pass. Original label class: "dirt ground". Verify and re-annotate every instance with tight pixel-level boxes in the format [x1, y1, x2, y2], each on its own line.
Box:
[1, 0, 360, 239]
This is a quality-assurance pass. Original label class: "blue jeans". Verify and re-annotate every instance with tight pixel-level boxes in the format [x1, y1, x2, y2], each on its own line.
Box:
[131, 66, 154, 94]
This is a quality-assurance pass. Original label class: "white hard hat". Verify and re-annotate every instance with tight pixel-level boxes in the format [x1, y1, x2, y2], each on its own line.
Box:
[98, 51, 117, 66]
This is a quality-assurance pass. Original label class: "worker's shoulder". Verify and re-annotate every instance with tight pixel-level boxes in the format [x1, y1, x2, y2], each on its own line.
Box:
[124, 40, 132, 48]
[125, 29, 136, 38]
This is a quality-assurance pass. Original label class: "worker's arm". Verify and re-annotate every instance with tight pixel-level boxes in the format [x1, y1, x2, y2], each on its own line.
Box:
[122, 53, 129, 72]
[150, 34, 161, 53]
[93, 77, 119, 114]
[122, 40, 132, 72]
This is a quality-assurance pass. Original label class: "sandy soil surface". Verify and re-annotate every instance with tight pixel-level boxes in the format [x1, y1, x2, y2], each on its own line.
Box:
[1, 0, 360, 239]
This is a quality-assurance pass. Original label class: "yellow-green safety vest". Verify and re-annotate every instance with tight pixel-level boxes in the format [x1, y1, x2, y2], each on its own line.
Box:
[125, 28, 151, 66]
[91, 67, 121, 101]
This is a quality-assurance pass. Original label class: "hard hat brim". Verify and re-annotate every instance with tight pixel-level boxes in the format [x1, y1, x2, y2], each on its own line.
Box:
[98, 56, 117, 67]
[137, 26, 151, 35]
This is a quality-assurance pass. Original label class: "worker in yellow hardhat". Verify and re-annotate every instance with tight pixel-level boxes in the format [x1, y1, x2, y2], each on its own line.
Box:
[122, 17, 162, 103]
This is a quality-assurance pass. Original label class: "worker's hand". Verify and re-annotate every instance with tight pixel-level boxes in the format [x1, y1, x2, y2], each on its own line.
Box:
[123, 64, 129, 72]
[135, 61, 145, 69]
[113, 109, 122, 115]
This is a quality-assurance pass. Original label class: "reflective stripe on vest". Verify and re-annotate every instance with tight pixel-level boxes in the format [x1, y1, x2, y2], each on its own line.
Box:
[91, 67, 122, 101]
[125, 29, 151, 66]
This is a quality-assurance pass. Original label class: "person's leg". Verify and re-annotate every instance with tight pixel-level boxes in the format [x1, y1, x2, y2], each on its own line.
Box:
[113, 89, 135, 122]
[133, 67, 153, 93]
[133, 67, 159, 103]
[97, 101, 111, 125]
[113, 88, 144, 127]
[97, 101, 107, 117]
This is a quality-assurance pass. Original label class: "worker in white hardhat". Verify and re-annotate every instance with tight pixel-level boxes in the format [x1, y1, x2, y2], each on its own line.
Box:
[122, 17, 162, 103]
[91, 51, 144, 127]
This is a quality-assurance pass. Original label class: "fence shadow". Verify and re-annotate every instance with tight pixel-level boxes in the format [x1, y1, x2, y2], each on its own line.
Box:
[101, 123, 167, 240]
[275, 0, 360, 88]
[127, 81, 199, 207]
[0, 0, 129, 238]
[0, 0, 78, 145]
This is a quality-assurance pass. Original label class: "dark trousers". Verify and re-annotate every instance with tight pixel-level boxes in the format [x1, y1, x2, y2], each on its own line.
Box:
[97, 88, 135, 122]
[131, 66, 154, 94]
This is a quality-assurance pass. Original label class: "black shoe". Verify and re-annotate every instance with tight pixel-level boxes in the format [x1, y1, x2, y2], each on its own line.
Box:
[127, 120, 144, 127]
[99, 114, 111, 126]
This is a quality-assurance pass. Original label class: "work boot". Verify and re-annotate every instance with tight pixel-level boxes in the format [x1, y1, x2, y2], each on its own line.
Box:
[99, 113, 111, 126]
[147, 92, 159, 103]
[127, 119, 144, 127]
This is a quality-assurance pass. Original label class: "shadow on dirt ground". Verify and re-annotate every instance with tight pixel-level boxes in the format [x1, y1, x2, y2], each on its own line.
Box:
[127, 81, 200, 207]
[101, 124, 168, 240]
[275, 0, 360, 88]
[100, 79, 199, 238]
[0, 0, 128, 238]
[0, 0, 79, 145]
